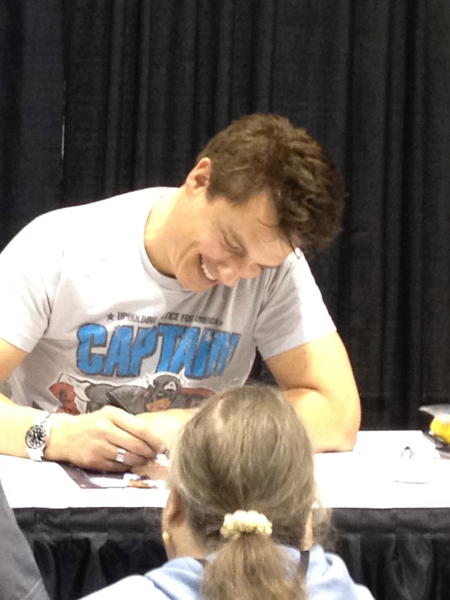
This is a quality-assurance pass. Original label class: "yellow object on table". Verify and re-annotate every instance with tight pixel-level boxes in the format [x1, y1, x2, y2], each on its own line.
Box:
[430, 415, 450, 444]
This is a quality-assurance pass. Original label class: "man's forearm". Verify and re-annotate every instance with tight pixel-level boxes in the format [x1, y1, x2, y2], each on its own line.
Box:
[285, 387, 361, 452]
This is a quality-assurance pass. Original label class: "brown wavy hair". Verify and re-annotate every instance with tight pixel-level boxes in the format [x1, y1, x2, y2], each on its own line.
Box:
[169, 385, 322, 600]
[196, 113, 344, 249]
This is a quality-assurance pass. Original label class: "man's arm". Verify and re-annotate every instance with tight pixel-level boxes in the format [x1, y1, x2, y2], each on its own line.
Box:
[138, 331, 361, 454]
[0, 338, 164, 471]
[265, 331, 361, 452]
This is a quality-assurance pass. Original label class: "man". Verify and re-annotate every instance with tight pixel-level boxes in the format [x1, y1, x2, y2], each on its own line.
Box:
[0, 114, 360, 472]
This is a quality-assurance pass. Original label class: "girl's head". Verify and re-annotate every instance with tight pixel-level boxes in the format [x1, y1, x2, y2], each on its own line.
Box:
[165, 385, 318, 600]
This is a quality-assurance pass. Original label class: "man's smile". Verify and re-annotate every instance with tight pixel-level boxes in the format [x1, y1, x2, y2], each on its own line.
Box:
[200, 256, 217, 282]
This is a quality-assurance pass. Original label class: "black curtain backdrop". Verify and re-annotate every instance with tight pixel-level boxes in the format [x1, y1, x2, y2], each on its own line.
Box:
[0, 0, 63, 243]
[1, 1, 449, 430]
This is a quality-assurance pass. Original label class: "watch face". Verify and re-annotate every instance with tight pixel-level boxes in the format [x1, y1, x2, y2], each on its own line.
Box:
[25, 424, 46, 449]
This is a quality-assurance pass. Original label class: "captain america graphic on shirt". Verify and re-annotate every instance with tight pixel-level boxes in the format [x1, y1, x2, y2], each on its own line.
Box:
[47, 311, 241, 415]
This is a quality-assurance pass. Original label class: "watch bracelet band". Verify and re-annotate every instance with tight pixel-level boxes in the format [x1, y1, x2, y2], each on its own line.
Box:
[25, 412, 52, 461]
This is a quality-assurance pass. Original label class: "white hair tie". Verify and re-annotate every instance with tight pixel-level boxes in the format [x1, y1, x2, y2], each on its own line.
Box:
[220, 510, 272, 539]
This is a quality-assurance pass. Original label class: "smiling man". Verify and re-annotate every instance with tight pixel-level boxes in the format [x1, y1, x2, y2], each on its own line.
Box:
[145, 180, 290, 292]
[0, 114, 360, 471]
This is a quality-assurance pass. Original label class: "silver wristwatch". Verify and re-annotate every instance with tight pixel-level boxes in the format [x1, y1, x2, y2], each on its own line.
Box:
[25, 412, 52, 461]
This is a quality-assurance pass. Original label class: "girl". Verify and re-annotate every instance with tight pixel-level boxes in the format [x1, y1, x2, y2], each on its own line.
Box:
[84, 385, 373, 599]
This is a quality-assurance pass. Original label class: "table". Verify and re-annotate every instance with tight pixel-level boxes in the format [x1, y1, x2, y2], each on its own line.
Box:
[317, 431, 450, 600]
[2, 431, 450, 599]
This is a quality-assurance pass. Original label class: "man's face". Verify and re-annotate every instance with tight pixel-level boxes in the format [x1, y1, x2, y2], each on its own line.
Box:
[160, 174, 292, 293]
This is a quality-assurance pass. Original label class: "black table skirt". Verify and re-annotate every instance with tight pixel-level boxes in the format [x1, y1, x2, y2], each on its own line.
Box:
[15, 506, 450, 600]
[332, 508, 450, 600]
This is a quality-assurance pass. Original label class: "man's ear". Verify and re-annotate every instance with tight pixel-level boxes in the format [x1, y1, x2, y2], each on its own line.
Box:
[185, 157, 211, 194]
[163, 489, 186, 529]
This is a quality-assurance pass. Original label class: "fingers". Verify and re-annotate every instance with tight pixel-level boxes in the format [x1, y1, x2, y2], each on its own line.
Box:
[136, 408, 191, 451]
[105, 406, 166, 457]
[106, 442, 149, 469]
[132, 459, 170, 481]
[85, 409, 175, 473]
[100, 445, 146, 473]
[89, 408, 164, 470]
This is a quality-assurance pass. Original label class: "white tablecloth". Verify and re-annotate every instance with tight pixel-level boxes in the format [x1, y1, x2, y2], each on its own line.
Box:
[1, 430, 449, 509]
[315, 430, 450, 508]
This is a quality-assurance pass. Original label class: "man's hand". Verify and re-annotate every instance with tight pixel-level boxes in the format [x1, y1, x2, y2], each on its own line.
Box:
[136, 408, 195, 451]
[130, 409, 196, 480]
[45, 406, 166, 472]
[0, 338, 187, 472]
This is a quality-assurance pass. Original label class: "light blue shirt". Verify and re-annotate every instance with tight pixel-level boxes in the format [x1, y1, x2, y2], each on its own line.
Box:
[81, 545, 374, 599]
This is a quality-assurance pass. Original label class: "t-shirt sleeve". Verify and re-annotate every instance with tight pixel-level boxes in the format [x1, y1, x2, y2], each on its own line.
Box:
[0, 214, 62, 353]
[254, 252, 336, 360]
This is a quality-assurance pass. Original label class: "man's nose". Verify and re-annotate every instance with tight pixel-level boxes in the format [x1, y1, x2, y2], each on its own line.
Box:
[216, 259, 260, 287]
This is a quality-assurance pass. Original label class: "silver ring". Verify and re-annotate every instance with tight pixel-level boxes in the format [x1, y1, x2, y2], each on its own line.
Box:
[114, 447, 127, 463]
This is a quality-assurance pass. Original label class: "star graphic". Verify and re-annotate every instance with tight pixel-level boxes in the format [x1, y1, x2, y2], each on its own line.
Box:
[107, 313, 115, 320]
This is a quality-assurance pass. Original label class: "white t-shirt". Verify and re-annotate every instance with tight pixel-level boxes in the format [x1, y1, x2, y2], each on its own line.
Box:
[0, 188, 335, 414]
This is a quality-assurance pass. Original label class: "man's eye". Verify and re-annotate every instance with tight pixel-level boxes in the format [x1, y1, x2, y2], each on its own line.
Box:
[223, 236, 242, 254]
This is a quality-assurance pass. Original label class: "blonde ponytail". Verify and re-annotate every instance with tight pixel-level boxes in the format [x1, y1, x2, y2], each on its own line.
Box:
[202, 529, 305, 600]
